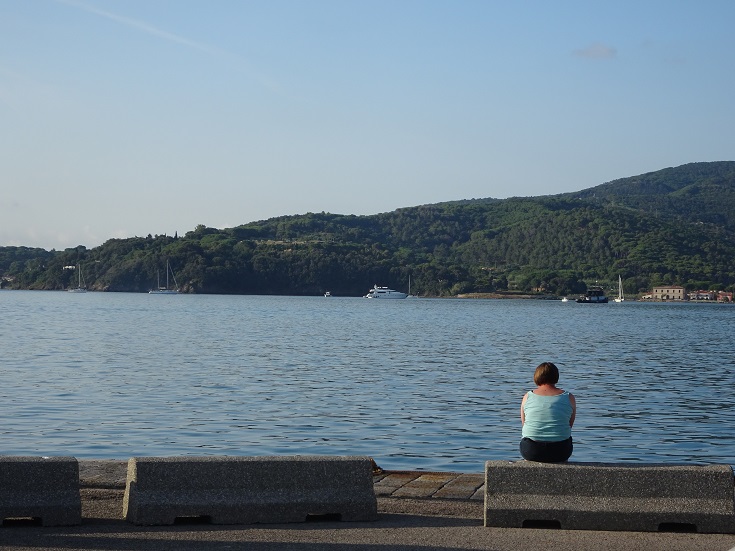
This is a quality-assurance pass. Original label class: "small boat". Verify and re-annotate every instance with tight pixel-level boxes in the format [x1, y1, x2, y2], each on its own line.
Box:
[576, 286, 608, 303]
[406, 274, 417, 298]
[364, 285, 408, 299]
[561, 297, 568, 302]
[613, 275, 625, 302]
[68, 264, 87, 293]
[324, 291, 332, 297]
[149, 261, 179, 294]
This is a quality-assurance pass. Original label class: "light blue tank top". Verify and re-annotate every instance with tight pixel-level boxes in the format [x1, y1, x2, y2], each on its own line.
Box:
[522, 391, 573, 442]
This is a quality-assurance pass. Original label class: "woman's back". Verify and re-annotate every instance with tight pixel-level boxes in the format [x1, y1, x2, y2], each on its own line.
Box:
[521, 391, 573, 442]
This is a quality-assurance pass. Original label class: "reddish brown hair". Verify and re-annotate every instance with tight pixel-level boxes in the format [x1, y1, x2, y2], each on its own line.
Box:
[534, 362, 559, 385]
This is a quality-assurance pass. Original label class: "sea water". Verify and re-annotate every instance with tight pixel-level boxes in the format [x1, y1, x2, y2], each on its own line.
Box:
[1, 290, 733, 472]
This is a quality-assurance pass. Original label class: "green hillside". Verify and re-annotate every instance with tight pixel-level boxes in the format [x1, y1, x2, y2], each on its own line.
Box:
[2, 161, 734, 297]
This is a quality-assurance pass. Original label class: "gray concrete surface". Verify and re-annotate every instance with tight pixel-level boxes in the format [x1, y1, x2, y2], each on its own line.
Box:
[123, 455, 377, 525]
[484, 460, 735, 533]
[0, 456, 81, 527]
[0, 460, 734, 551]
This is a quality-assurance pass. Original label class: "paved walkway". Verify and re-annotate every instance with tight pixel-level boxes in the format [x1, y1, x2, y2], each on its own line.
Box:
[373, 470, 485, 501]
[79, 460, 486, 500]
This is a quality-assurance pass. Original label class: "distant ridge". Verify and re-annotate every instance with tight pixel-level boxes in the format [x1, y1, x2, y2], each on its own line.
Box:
[562, 161, 735, 229]
[2, 161, 734, 297]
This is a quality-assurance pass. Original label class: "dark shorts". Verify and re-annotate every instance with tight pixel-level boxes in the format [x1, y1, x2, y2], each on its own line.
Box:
[520, 436, 573, 463]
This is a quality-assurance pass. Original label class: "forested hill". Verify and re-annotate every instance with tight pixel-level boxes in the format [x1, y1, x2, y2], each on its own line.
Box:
[562, 161, 735, 231]
[2, 161, 734, 297]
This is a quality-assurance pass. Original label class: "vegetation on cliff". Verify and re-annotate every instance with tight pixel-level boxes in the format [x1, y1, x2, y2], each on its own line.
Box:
[2, 161, 734, 297]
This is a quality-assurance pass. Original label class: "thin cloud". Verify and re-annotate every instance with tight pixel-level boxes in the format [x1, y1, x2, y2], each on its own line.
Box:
[53, 0, 223, 55]
[52, 0, 283, 94]
[573, 43, 617, 60]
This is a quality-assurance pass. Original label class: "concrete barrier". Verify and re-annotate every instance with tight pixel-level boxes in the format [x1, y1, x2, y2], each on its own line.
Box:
[484, 460, 735, 533]
[123, 455, 378, 525]
[0, 456, 81, 526]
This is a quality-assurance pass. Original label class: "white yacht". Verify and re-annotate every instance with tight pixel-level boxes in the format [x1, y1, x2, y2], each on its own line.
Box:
[613, 275, 625, 302]
[68, 264, 87, 293]
[364, 285, 408, 299]
[149, 261, 179, 294]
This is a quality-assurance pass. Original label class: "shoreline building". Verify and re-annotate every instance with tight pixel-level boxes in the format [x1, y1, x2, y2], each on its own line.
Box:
[651, 286, 686, 301]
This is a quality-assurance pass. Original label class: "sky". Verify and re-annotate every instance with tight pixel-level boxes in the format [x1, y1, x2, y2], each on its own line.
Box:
[1, 1, 734, 250]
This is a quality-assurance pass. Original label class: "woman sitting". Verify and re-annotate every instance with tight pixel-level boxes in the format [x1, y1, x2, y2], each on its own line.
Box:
[520, 361, 576, 462]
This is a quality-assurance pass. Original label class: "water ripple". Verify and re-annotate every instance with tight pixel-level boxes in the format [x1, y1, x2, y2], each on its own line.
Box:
[1, 292, 734, 471]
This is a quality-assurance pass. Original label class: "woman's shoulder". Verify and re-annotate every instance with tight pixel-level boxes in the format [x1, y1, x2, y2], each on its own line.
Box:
[531, 387, 565, 396]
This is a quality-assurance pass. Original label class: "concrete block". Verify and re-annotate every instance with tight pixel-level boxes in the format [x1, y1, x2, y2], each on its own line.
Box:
[123, 455, 378, 525]
[0, 456, 81, 526]
[484, 460, 735, 533]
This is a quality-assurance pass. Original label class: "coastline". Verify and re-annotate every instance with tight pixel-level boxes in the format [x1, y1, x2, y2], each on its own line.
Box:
[455, 292, 558, 299]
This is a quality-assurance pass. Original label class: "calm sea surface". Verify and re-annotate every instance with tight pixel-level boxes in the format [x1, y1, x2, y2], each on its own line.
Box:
[1, 290, 734, 472]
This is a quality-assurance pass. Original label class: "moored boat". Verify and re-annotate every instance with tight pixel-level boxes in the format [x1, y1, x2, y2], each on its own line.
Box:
[406, 274, 417, 298]
[613, 275, 625, 302]
[149, 261, 179, 294]
[364, 285, 408, 299]
[67, 264, 87, 293]
[576, 286, 608, 303]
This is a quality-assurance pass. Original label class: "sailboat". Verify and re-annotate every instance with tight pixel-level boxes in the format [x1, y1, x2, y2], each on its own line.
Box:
[68, 264, 87, 293]
[613, 275, 625, 302]
[407, 274, 417, 298]
[149, 261, 179, 294]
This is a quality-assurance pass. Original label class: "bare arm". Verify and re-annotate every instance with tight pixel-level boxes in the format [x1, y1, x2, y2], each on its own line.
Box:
[520, 392, 528, 425]
[569, 393, 576, 427]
